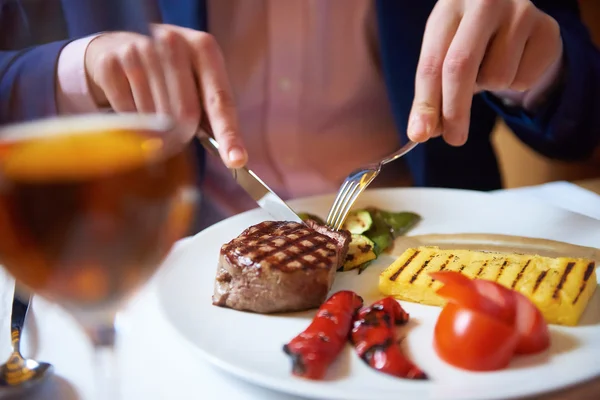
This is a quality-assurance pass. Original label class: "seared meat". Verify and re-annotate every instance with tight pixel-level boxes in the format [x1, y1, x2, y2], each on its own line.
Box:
[212, 220, 351, 313]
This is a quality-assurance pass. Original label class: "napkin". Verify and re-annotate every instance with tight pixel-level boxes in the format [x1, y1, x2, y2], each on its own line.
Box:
[492, 181, 600, 221]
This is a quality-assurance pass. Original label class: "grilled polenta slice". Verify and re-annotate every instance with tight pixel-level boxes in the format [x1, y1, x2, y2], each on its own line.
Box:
[379, 246, 597, 326]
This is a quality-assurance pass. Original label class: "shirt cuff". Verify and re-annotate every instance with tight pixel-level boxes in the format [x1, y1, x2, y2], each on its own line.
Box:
[55, 34, 103, 115]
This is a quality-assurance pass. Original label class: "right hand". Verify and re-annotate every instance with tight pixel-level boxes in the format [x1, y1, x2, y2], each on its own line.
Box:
[84, 24, 248, 168]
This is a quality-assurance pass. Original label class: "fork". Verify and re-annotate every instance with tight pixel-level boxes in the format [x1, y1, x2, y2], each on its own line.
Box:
[325, 140, 418, 230]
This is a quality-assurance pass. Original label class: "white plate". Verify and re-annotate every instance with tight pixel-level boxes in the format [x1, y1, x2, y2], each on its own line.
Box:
[156, 188, 600, 400]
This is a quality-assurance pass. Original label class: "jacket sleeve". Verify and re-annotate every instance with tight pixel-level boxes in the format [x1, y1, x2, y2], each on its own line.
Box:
[481, 0, 600, 161]
[0, 40, 72, 124]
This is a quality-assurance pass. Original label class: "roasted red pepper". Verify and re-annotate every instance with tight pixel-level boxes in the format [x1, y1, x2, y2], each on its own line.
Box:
[351, 297, 427, 380]
[283, 290, 364, 380]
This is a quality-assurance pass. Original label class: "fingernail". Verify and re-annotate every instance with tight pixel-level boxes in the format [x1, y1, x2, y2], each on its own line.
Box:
[228, 146, 247, 164]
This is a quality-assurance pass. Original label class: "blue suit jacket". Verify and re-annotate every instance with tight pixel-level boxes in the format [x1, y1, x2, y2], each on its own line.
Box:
[1, 0, 599, 191]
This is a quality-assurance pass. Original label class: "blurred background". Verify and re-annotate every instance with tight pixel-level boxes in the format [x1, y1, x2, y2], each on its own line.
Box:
[493, 0, 600, 188]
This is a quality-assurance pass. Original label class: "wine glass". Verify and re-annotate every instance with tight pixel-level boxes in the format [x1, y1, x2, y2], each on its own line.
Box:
[0, 113, 200, 399]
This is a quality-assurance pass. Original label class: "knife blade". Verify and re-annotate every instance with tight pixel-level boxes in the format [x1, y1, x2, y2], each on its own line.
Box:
[196, 129, 303, 223]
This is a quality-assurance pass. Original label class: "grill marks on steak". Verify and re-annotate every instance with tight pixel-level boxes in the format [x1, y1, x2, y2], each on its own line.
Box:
[221, 221, 338, 272]
[213, 220, 351, 313]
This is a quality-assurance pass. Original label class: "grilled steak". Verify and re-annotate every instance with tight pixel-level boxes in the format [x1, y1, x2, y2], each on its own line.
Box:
[212, 220, 351, 313]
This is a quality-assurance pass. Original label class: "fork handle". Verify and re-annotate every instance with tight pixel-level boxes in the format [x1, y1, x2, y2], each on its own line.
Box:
[381, 140, 419, 166]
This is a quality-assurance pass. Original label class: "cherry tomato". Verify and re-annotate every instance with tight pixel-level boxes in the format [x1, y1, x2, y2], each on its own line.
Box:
[431, 271, 551, 371]
[435, 283, 500, 316]
[512, 291, 550, 355]
[472, 280, 549, 354]
[434, 303, 519, 371]
[472, 280, 517, 326]
[432, 272, 514, 325]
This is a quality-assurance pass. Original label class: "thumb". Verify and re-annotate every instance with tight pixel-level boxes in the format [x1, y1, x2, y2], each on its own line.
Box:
[407, 103, 440, 142]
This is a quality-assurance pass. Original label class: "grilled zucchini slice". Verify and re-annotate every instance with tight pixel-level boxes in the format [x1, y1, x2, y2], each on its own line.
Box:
[342, 234, 377, 271]
[343, 210, 373, 234]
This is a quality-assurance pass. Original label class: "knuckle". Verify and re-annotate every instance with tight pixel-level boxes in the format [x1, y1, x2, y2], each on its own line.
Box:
[95, 53, 119, 79]
[478, 0, 496, 9]
[176, 104, 201, 124]
[508, 2, 538, 33]
[135, 37, 156, 57]
[120, 43, 141, 68]
[443, 51, 474, 78]
[415, 100, 437, 114]
[443, 106, 465, 125]
[542, 16, 561, 40]
[154, 27, 180, 46]
[192, 32, 218, 54]
[155, 29, 187, 60]
[514, 0, 536, 22]
[206, 89, 235, 111]
[417, 56, 442, 80]
[217, 128, 238, 143]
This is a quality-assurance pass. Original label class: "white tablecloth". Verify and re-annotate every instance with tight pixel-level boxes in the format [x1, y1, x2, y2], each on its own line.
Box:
[1, 182, 599, 400]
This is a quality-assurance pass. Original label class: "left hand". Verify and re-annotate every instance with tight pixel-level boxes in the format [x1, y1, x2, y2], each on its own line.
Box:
[408, 0, 563, 146]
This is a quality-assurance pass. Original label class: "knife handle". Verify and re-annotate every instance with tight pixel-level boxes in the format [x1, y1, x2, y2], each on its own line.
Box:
[196, 120, 240, 182]
[195, 119, 221, 158]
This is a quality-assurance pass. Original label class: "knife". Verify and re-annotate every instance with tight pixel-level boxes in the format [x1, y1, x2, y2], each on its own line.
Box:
[196, 124, 303, 223]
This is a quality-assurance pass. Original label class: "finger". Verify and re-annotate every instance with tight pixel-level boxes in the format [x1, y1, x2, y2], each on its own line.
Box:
[409, 3, 461, 143]
[185, 31, 247, 168]
[138, 38, 172, 115]
[512, 17, 562, 91]
[442, 7, 498, 146]
[95, 54, 136, 112]
[120, 43, 155, 112]
[432, 123, 443, 138]
[155, 28, 201, 141]
[477, 4, 535, 91]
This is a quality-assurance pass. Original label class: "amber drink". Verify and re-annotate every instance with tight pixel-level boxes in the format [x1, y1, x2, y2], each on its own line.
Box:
[0, 113, 198, 399]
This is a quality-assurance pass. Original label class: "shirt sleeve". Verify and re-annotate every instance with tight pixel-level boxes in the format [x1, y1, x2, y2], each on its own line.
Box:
[55, 34, 102, 115]
[480, 2, 600, 161]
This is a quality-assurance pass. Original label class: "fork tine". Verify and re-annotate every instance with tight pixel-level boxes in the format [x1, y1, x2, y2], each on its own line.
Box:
[326, 180, 351, 226]
[333, 183, 366, 230]
[330, 180, 361, 230]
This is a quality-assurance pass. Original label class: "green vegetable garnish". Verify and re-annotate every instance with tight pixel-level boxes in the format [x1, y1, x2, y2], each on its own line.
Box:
[296, 207, 421, 274]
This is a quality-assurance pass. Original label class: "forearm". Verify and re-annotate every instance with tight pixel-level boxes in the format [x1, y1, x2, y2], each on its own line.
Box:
[0, 41, 70, 124]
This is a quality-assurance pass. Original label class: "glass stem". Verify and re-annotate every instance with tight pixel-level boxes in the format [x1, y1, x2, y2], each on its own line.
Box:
[85, 318, 120, 400]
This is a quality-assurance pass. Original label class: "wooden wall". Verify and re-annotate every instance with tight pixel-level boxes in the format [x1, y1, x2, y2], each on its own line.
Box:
[491, 0, 600, 188]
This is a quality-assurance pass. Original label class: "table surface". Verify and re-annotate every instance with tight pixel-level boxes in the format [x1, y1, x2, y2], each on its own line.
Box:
[0, 179, 599, 400]
[574, 178, 600, 195]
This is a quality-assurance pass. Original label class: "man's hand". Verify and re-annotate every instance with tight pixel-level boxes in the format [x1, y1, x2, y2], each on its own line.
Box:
[84, 24, 247, 168]
[408, 0, 563, 146]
